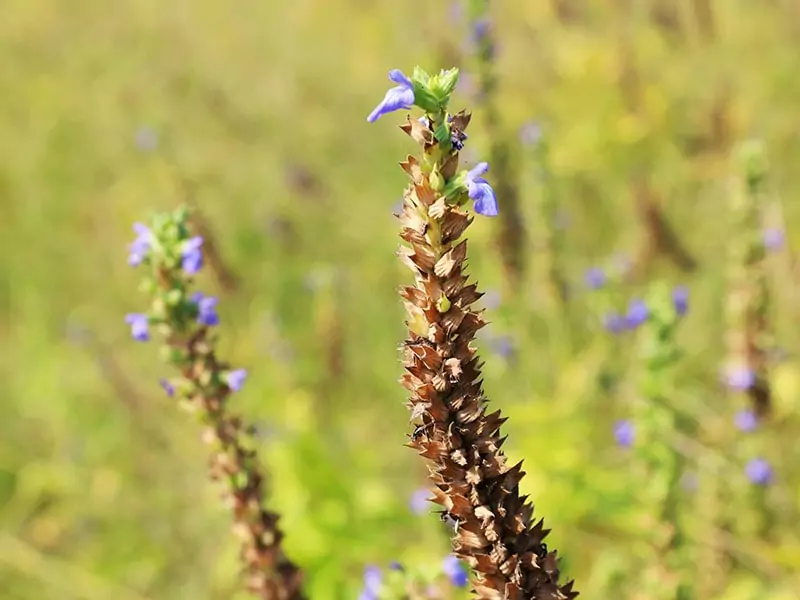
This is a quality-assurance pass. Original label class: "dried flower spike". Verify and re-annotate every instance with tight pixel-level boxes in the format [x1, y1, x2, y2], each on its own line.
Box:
[371, 65, 577, 599]
[124, 207, 304, 600]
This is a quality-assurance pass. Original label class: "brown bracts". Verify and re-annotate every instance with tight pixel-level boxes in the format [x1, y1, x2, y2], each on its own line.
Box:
[395, 112, 578, 599]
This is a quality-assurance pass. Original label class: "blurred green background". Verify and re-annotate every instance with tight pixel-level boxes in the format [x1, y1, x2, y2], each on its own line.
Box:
[1, 0, 799, 598]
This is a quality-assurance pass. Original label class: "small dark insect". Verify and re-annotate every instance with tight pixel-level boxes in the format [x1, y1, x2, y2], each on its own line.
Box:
[402, 337, 435, 350]
[410, 421, 435, 442]
[447, 113, 469, 151]
[450, 130, 468, 151]
[439, 511, 460, 532]
[534, 542, 548, 560]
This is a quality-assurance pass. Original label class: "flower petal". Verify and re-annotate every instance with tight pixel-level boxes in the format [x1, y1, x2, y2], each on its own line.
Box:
[469, 180, 499, 216]
[466, 162, 489, 180]
[388, 69, 413, 88]
[367, 86, 415, 123]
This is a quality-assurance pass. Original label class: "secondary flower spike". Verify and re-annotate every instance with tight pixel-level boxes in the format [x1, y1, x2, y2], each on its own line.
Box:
[367, 69, 415, 123]
[377, 65, 577, 599]
[124, 207, 304, 600]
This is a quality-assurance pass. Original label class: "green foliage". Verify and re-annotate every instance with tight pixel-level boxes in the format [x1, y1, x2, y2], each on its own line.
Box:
[1, 1, 800, 599]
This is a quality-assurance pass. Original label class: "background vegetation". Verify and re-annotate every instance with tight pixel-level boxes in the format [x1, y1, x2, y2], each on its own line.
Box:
[1, 1, 799, 598]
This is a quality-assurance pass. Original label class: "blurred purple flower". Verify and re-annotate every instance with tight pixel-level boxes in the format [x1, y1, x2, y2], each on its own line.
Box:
[724, 365, 755, 391]
[191, 292, 220, 326]
[735, 408, 758, 432]
[614, 419, 635, 448]
[409, 488, 430, 515]
[359, 565, 382, 600]
[225, 369, 247, 392]
[468, 18, 495, 58]
[603, 311, 625, 334]
[181, 236, 204, 275]
[442, 555, 469, 587]
[124, 313, 149, 341]
[128, 223, 153, 266]
[584, 267, 606, 290]
[763, 228, 784, 252]
[472, 19, 491, 42]
[367, 70, 415, 123]
[745, 458, 772, 485]
[159, 378, 175, 397]
[672, 285, 689, 317]
[465, 162, 499, 216]
[625, 299, 649, 329]
[389, 561, 404, 571]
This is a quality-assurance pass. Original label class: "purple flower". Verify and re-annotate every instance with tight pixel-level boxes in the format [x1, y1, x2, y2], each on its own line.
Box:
[724, 365, 755, 391]
[472, 18, 491, 43]
[469, 19, 495, 58]
[734, 409, 758, 432]
[367, 70, 415, 123]
[442, 555, 468, 587]
[763, 228, 784, 252]
[409, 488, 430, 515]
[181, 236, 204, 275]
[603, 311, 625, 334]
[128, 223, 153, 266]
[225, 369, 247, 392]
[625, 299, 649, 329]
[672, 285, 689, 316]
[614, 419, 635, 448]
[358, 565, 382, 600]
[745, 458, 772, 485]
[389, 561, 404, 571]
[519, 122, 542, 146]
[160, 378, 175, 397]
[584, 267, 606, 290]
[465, 162, 499, 216]
[124, 313, 149, 341]
[191, 292, 220, 326]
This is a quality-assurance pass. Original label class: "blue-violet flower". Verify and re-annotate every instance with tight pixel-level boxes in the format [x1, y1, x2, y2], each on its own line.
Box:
[367, 70, 415, 123]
